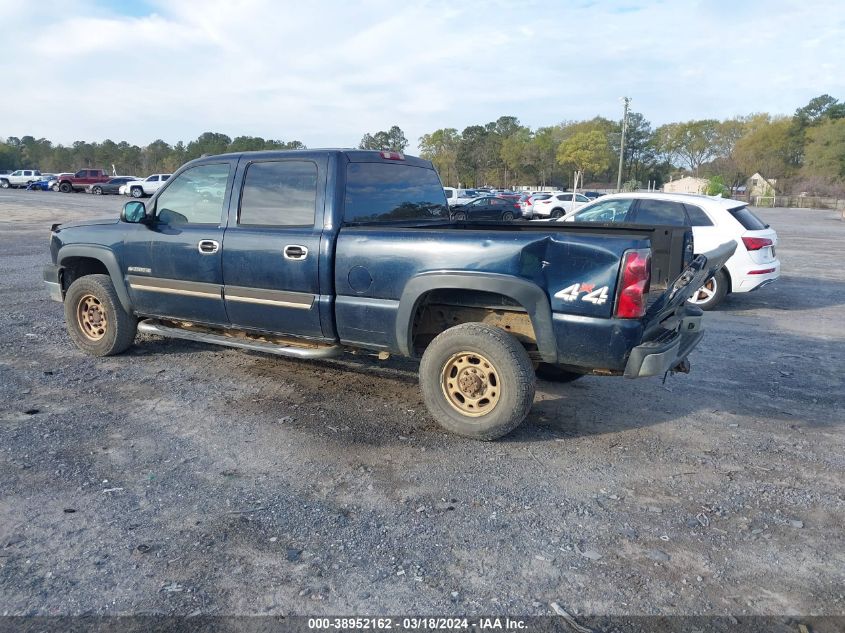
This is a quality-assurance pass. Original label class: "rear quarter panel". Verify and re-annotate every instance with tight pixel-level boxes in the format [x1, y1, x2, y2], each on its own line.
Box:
[334, 226, 647, 351]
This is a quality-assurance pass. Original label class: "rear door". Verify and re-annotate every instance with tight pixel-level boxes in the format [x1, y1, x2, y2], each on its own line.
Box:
[220, 156, 326, 338]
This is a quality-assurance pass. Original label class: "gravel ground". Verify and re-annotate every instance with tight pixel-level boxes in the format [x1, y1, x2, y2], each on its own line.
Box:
[0, 189, 843, 621]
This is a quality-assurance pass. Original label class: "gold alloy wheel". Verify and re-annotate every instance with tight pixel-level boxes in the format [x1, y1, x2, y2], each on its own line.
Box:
[440, 351, 501, 417]
[76, 293, 108, 341]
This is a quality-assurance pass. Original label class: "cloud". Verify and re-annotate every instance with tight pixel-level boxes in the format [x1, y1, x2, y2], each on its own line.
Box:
[0, 0, 843, 152]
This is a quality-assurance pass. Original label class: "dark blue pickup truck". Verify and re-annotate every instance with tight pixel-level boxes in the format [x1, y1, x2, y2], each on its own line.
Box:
[44, 149, 733, 439]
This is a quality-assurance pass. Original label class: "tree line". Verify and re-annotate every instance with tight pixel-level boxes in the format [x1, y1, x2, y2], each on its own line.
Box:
[406, 94, 845, 195]
[0, 132, 305, 176]
[2, 94, 843, 194]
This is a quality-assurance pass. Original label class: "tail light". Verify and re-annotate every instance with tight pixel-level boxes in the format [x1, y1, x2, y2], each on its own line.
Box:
[615, 249, 651, 319]
[742, 236, 773, 251]
[380, 151, 405, 160]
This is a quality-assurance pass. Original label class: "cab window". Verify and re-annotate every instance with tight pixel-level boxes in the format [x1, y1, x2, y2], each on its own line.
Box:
[155, 163, 231, 225]
[238, 160, 318, 227]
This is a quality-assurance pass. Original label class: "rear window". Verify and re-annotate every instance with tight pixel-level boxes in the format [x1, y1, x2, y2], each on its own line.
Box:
[344, 163, 449, 224]
[729, 206, 768, 230]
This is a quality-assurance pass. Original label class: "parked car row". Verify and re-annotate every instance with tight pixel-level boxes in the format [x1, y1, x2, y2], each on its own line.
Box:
[1, 169, 172, 198]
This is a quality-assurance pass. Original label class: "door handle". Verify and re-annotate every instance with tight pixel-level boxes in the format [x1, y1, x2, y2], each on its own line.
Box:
[284, 244, 308, 260]
[197, 239, 219, 254]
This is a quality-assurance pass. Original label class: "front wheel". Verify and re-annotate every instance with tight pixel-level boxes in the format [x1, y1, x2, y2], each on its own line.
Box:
[452, 211, 466, 221]
[92, 186, 103, 195]
[688, 268, 729, 310]
[59, 182, 72, 193]
[131, 187, 143, 198]
[64, 274, 137, 356]
[419, 323, 536, 440]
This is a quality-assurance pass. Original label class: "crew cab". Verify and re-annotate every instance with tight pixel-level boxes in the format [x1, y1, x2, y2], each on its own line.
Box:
[57, 169, 111, 193]
[44, 150, 733, 440]
[123, 174, 171, 198]
[1, 169, 42, 188]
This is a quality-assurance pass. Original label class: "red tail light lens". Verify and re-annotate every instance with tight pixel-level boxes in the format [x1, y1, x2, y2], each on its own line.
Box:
[379, 151, 405, 160]
[742, 236, 773, 251]
[615, 249, 651, 319]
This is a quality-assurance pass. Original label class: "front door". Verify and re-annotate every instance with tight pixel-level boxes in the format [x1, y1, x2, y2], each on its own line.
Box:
[124, 161, 234, 326]
[221, 157, 325, 339]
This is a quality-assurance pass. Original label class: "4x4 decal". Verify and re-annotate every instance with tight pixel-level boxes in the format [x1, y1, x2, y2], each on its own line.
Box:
[554, 283, 609, 306]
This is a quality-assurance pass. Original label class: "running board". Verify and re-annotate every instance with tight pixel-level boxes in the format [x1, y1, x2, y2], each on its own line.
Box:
[137, 319, 342, 360]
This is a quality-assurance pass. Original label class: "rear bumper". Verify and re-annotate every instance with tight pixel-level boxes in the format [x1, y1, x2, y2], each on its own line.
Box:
[623, 307, 703, 378]
[43, 264, 63, 302]
[733, 260, 780, 292]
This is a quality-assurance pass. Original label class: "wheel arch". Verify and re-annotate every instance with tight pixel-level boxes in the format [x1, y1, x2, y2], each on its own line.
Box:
[396, 272, 557, 363]
[57, 246, 133, 313]
[720, 265, 733, 293]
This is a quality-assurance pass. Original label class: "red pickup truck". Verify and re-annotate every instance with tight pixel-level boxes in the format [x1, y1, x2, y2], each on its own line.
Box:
[58, 169, 111, 193]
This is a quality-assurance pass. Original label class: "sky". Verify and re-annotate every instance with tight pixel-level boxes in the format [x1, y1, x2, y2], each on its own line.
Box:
[1, 0, 843, 152]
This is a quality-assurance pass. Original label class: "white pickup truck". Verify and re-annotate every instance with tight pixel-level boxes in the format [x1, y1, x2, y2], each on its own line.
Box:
[121, 173, 171, 198]
[443, 187, 481, 207]
[0, 170, 42, 189]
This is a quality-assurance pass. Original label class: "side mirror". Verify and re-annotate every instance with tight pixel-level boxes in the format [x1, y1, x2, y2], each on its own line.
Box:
[121, 200, 147, 223]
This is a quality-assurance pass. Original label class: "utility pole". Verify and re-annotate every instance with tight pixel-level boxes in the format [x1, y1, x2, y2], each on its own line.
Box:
[616, 96, 630, 192]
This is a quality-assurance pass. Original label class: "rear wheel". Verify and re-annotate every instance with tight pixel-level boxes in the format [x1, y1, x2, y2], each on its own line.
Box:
[59, 182, 72, 193]
[535, 363, 584, 383]
[688, 268, 729, 310]
[420, 323, 535, 440]
[550, 208, 564, 219]
[64, 274, 137, 356]
[501, 211, 514, 221]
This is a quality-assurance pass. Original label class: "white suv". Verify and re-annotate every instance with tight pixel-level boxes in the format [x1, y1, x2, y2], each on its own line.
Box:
[564, 192, 780, 309]
[532, 192, 591, 218]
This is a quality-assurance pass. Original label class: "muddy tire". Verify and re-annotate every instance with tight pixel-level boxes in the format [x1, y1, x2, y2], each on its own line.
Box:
[64, 274, 137, 356]
[535, 363, 584, 383]
[688, 267, 729, 311]
[419, 323, 535, 440]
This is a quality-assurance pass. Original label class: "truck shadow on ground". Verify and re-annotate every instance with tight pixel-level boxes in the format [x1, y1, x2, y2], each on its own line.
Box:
[131, 321, 841, 445]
